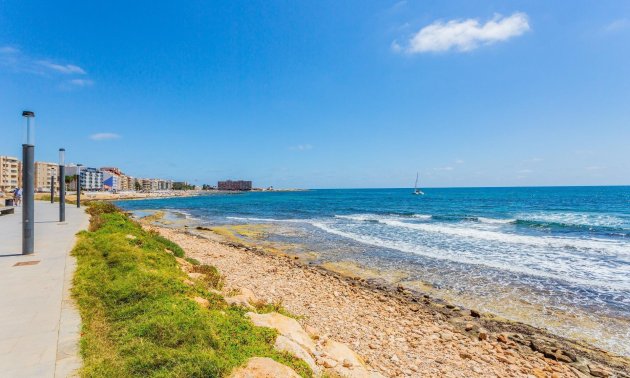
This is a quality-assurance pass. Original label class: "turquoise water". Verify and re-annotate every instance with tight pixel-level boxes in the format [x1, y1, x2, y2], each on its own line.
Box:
[117, 186, 630, 355]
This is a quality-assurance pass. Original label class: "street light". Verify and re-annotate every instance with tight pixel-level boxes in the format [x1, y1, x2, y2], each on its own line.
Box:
[59, 148, 66, 222]
[76, 164, 82, 208]
[22, 111, 35, 255]
[49, 167, 55, 203]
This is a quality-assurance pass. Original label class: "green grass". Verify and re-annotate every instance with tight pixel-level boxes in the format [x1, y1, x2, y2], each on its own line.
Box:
[72, 202, 312, 377]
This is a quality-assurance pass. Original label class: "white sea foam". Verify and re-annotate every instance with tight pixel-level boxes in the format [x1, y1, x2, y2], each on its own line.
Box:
[311, 221, 630, 291]
[518, 212, 629, 229]
[477, 217, 516, 224]
[379, 219, 630, 256]
[226, 216, 306, 223]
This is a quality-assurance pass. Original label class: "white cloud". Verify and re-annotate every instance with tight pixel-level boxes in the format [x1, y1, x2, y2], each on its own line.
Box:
[37, 60, 86, 75]
[90, 133, 121, 141]
[434, 166, 454, 171]
[289, 144, 313, 151]
[604, 19, 629, 33]
[399, 12, 530, 54]
[455, 159, 464, 164]
[0, 46, 92, 87]
[69, 79, 94, 87]
[0, 46, 19, 54]
[585, 166, 605, 171]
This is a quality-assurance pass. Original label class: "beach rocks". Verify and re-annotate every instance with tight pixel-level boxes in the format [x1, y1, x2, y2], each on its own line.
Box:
[193, 296, 209, 308]
[224, 287, 258, 310]
[246, 312, 316, 354]
[229, 357, 301, 378]
[274, 335, 319, 374]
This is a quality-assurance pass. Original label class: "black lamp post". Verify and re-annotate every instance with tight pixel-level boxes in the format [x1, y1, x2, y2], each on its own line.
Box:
[59, 148, 66, 222]
[50, 167, 55, 203]
[22, 111, 35, 255]
[76, 164, 82, 208]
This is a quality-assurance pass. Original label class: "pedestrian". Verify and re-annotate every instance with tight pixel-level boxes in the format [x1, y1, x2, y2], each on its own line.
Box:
[14, 187, 22, 206]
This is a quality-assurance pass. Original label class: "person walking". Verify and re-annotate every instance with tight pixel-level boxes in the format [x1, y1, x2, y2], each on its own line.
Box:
[13, 187, 22, 206]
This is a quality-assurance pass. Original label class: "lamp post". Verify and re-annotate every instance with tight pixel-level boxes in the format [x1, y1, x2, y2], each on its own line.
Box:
[50, 167, 55, 203]
[76, 164, 82, 208]
[22, 111, 35, 255]
[59, 148, 66, 222]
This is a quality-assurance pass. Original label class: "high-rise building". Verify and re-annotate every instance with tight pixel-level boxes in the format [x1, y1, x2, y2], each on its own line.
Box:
[217, 180, 252, 191]
[0, 156, 21, 192]
[34, 162, 59, 192]
[66, 166, 103, 191]
[102, 171, 121, 191]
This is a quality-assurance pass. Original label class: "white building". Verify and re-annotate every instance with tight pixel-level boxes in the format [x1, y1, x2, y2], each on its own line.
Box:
[102, 171, 121, 191]
[66, 166, 103, 191]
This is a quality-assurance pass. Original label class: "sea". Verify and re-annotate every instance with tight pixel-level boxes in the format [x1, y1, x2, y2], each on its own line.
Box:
[116, 186, 630, 356]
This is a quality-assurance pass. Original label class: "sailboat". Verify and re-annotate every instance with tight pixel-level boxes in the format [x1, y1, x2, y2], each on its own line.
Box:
[413, 172, 424, 195]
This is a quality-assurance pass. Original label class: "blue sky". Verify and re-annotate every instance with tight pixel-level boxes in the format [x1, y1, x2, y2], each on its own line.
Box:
[1, 1, 629, 188]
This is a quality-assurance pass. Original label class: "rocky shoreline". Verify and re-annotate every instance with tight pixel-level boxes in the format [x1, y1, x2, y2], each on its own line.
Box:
[142, 219, 629, 378]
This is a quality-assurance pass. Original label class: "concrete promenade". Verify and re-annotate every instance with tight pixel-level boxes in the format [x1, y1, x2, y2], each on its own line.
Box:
[0, 201, 89, 377]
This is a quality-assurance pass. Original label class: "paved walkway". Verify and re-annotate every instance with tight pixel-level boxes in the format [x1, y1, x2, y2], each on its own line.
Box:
[0, 201, 89, 377]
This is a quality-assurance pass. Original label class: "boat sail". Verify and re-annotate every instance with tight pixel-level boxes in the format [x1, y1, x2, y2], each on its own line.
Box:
[413, 172, 424, 195]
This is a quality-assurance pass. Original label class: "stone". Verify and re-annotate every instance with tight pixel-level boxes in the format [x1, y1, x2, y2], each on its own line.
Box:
[193, 296, 209, 308]
[497, 333, 508, 343]
[304, 325, 320, 339]
[478, 330, 488, 341]
[274, 335, 319, 374]
[531, 368, 546, 378]
[588, 365, 610, 377]
[470, 309, 481, 318]
[225, 296, 255, 309]
[229, 357, 301, 378]
[465, 322, 474, 331]
[459, 352, 472, 359]
[187, 272, 204, 280]
[246, 312, 316, 354]
[342, 359, 353, 368]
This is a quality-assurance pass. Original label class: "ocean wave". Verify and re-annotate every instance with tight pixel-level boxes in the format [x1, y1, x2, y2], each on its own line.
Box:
[476, 217, 516, 224]
[378, 219, 630, 255]
[335, 213, 432, 222]
[226, 216, 306, 223]
[516, 212, 629, 230]
[311, 222, 630, 291]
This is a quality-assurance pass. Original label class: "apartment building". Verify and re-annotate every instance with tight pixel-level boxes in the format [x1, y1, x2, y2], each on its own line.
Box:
[0, 156, 21, 192]
[66, 166, 103, 191]
[218, 180, 252, 191]
[34, 162, 59, 192]
[102, 171, 121, 191]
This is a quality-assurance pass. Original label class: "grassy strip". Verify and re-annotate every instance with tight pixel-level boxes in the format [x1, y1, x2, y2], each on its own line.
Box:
[72, 202, 311, 377]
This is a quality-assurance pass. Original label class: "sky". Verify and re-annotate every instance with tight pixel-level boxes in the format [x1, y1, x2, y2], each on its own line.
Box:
[1, 0, 629, 189]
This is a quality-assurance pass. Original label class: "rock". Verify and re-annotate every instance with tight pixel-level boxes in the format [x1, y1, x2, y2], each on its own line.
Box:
[125, 234, 137, 240]
[459, 352, 472, 359]
[304, 325, 320, 339]
[464, 322, 474, 331]
[342, 359, 353, 368]
[229, 357, 301, 378]
[225, 288, 258, 310]
[531, 368, 546, 378]
[409, 304, 420, 312]
[274, 335, 319, 374]
[193, 296, 209, 308]
[246, 312, 316, 354]
[439, 331, 453, 341]
[588, 365, 610, 377]
[497, 333, 508, 343]
[478, 330, 488, 341]
[322, 339, 365, 366]
[470, 309, 481, 318]
[225, 296, 255, 309]
[322, 358, 337, 368]
[187, 272, 204, 280]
